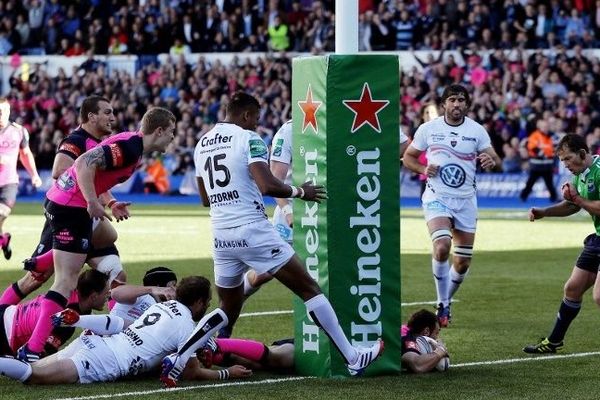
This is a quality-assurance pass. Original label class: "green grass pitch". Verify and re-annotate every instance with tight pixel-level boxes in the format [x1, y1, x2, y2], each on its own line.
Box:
[0, 202, 599, 400]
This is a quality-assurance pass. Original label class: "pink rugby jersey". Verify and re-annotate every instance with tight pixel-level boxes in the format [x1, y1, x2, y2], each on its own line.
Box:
[0, 122, 29, 185]
[47, 131, 143, 207]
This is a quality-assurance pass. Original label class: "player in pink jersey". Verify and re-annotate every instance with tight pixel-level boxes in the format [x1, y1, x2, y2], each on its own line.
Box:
[0, 269, 110, 358]
[0, 96, 126, 308]
[17, 107, 176, 362]
[0, 98, 42, 260]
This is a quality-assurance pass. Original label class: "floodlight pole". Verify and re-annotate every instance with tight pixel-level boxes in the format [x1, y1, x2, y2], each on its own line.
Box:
[335, 0, 358, 54]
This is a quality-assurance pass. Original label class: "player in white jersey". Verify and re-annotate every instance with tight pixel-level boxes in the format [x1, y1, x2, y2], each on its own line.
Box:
[0, 276, 252, 383]
[403, 85, 502, 327]
[159, 92, 383, 388]
[238, 120, 292, 306]
[51, 266, 178, 333]
[399, 126, 409, 157]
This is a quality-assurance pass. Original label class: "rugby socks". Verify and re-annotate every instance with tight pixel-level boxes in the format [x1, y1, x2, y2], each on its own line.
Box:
[548, 298, 582, 343]
[0, 357, 32, 382]
[215, 338, 267, 363]
[75, 314, 125, 335]
[0, 282, 25, 305]
[432, 258, 450, 307]
[31, 250, 54, 273]
[0, 233, 8, 248]
[175, 308, 228, 369]
[27, 290, 68, 353]
[107, 298, 117, 310]
[305, 294, 359, 365]
[448, 265, 468, 301]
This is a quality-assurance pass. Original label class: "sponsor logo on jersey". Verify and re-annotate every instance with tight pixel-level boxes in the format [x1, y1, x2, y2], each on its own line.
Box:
[59, 142, 82, 156]
[440, 163, 466, 188]
[108, 143, 124, 167]
[587, 179, 595, 193]
[461, 136, 476, 142]
[209, 190, 240, 205]
[200, 133, 232, 147]
[450, 140, 457, 147]
[273, 139, 284, 157]
[214, 238, 249, 249]
[57, 172, 75, 191]
[249, 139, 268, 158]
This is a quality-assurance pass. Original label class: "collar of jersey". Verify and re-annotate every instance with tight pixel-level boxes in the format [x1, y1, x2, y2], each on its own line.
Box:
[443, 116, 466, 127]
[580, 155, 600, 180]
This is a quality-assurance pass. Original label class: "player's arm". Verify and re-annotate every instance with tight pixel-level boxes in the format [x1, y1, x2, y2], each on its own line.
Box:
[568, 196, 600, 217]
[197, 177, 210, 206]
[270, 160, 292, 224]
[52, 136, 86, 179]
[401, 347, 447, 374]
[399, 141, 409, 159]
[478, 147, 503, 172]
[52, 153, 76, 179]
[181, 356, 252, 381]
[249, 161, 326, 202]
[110, 284, 175, 304]
[529, 201, 580, 221]
[75, 146, 112, 220]
[18, 141, 42, 187]
[402, 145, 427, 174]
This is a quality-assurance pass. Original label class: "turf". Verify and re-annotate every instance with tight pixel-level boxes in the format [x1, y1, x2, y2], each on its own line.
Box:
[0, 202, 598, 400]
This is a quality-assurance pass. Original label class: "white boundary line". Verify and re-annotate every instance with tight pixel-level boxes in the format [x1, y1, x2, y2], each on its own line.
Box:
[239, 300, 457, 317]
[51, 351, 600, 400]
[452, 351, 600, 368]
[52, 376, 313, 400]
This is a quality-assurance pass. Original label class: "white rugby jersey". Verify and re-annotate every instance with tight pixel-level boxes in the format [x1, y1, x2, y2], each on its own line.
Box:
[194, 122, 269, 228]
[270, 120, 292, 184]
[399, 126, 409, 144]
[102, 301, 194, 377]
[411, 116, 492, 198]
[110, 294, 156, 326]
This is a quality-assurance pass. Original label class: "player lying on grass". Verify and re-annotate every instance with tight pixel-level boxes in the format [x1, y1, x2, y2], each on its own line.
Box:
[0, 276, 251, 384]
[0, 270, 110, 358]
[401, 309, 449, 373]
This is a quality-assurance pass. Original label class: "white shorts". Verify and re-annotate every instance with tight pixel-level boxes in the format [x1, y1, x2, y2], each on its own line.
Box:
[213, 219, 295, 288]
[421, 189, 477, 233]
[57, 333, 121, 384]
[272, 206, 293, 243]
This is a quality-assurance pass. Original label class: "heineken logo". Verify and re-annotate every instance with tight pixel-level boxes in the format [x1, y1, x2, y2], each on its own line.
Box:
[298, 84, 322, 134]
[349, 148, 382, 347]
[343, 83, 390, 134]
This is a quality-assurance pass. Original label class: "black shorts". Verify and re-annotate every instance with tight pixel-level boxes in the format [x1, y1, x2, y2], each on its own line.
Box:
[0, 183, 18, 208]
[31, 218, 53, 257]
[575, 233, 600, 273]
[44, 199, 93, 254]
[0, 304, 12, 356]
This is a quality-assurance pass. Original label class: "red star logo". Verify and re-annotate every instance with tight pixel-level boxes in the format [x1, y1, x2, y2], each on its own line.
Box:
[297, 85, 322, 133]
[343, 83, 390, 133]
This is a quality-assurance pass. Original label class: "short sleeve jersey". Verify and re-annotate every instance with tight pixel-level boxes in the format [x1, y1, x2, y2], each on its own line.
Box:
[109, 294, 157, 326]
[572, 155, 600, 235]
[47, 132, 143, 207]
[57, 127, 103, 160]
[194, 122, 269, 228]
[101, 300, 195, 377]
[411, 116, 492, 198]
[0, 122, 29, 185]
[399, 127, 409, 144]
[270, 120, 292, 185]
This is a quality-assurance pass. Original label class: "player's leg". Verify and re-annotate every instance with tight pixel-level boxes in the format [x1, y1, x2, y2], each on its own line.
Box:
[0, 355, 78, 384]
[0, 183, 18, 260]
[426, 216, 453, 325]
[273, 255, 383, 375]
[243, 269, 273, 297]
[524, 267, 594, 353]
[0, 272, 49, 305]
[448, 229, 475, 301]
[90, 218, 118, 249]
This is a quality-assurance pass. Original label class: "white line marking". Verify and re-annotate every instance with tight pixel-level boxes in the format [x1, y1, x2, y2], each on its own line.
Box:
[239, 300, 460, 317]
[452, 351, 600, 368]
[53, 376, 312, 400]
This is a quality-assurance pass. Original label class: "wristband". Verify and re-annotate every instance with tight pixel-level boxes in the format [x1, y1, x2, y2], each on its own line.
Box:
[289, 186, 299, 198]
[297, 187, 305, 199]
[106, 199, 117, 208]
[281, 204, 293, 216]
[218, 369, 230, 380]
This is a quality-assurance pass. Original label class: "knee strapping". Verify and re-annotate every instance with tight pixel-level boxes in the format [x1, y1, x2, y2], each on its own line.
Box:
[431, 229, 452, 242]
[454, 245, 473, 258]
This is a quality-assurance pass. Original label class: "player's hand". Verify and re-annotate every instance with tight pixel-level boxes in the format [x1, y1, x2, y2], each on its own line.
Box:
[110, 201, 132, 222]
[227, 365, 253, 378]
[424, 164, 439, 177]
[88, 199, 112, 221]
[478, 153, 496, 171]
[151, 285, 176, 301]
[528, 207, 545, 221]
[300, 181, 327, 203]
[31, 175, 42, 188]
[561, 182, 579, 202]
